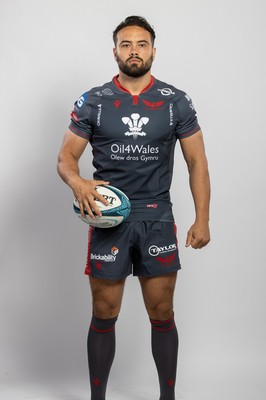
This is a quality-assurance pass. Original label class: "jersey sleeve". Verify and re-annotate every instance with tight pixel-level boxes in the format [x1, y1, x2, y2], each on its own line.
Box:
[175, 93, 201, 139]
[68, 93, 93, 140]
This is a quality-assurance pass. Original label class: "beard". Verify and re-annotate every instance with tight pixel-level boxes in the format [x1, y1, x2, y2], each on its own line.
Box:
[116, 54, 153, 78]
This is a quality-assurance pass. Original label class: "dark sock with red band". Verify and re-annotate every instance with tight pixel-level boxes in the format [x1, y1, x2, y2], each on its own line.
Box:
[150, 313, 179, 400]
[87, 315, 118, 400]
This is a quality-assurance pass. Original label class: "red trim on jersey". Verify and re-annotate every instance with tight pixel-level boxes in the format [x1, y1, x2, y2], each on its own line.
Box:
[69, 124, 90, 140]
[140, 76, 155, 93]
[133, 95, 138, 105]
[84, 226, 94, 275]
[113, 75, 155, 95]
[178, 125, 201, 139]
[113, 75, 130, 93]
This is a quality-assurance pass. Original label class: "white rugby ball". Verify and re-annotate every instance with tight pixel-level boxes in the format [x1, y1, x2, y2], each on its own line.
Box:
[73, 185, 131, 228]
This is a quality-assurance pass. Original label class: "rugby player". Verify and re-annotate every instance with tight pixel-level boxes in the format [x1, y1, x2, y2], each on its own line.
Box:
[57, 15, 210, 400]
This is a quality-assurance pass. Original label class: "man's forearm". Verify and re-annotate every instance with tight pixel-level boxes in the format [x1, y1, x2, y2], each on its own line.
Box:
[57, 152, 82, 190]
[188, 158, 210, 223]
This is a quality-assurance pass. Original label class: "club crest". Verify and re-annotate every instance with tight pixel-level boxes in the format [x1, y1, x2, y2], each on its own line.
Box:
[122, 113, 149, 139]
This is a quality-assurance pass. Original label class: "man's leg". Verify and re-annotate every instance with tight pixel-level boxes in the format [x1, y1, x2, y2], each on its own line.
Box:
[88, 276, 126, 400]
[139, 272, 178, 400]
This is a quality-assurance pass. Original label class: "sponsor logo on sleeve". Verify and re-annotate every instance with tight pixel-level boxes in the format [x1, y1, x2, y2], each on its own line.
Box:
[169, 103, 174, 126]
[95, 88, 114, 96]
[158, 88, 175, 96]
[97, 104, 102, 126]
[77, 95, 85, 108]
[102, 88, 114, 96]
[76, 93, 88, 108]
[185, 94, 195, 110]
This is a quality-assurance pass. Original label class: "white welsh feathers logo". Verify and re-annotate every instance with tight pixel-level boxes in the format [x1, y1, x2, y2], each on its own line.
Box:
[122, 113, 149, 139]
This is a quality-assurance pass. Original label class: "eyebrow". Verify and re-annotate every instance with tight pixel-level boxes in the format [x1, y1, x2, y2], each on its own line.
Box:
[120, 40, 150, 45]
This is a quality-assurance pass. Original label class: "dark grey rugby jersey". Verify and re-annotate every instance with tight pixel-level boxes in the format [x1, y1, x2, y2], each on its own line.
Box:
[69, 76, 200, 205]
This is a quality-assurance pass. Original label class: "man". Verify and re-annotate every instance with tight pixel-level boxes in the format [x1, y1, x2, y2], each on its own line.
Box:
[57, 16, 210, 400]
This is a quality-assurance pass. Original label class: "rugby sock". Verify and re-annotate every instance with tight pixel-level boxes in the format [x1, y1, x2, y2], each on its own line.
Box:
[150, 312, 178, 400]
[87, 314, 118, 400]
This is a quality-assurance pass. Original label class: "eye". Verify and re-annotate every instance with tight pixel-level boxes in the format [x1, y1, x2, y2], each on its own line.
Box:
[122, 44, 130, 48]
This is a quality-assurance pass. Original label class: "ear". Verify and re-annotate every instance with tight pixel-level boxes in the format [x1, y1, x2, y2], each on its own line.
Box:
[113, 48, 117, 60]
[152, 47, 156, 61]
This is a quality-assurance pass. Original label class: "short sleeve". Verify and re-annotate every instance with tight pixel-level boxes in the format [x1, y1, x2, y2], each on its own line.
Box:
[175, 93, 201, 139]
[69, 92, 93, 140]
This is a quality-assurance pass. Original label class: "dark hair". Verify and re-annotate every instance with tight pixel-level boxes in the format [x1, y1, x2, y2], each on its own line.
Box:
[113, 16, 156, 46]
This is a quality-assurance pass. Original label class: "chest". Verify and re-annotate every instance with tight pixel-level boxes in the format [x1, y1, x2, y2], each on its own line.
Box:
[90, 95, 176, 141]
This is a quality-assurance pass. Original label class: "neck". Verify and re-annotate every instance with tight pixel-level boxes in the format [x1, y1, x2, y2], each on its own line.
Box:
[117, 71, 152, 95]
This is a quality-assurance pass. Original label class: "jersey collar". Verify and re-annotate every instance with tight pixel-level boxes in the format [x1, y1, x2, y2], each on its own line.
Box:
[113, 75, 155, 94]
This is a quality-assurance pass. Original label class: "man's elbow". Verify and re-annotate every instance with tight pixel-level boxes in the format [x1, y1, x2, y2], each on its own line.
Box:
[187, 156, 209, 175]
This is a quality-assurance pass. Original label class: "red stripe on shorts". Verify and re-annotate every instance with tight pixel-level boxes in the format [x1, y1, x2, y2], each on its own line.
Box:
[84, 226, 94, 275]
[174, 223, 178, 244]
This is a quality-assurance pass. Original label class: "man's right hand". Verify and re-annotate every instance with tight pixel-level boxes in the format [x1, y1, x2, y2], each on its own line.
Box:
[57, 130, 110, 218]
[70, 178, 110, 219]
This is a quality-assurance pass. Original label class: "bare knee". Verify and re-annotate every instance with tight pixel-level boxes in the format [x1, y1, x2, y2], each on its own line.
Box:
[147, 302, 173, 321]
[139, 273, 177, 321]
[93, 299, 121, 319]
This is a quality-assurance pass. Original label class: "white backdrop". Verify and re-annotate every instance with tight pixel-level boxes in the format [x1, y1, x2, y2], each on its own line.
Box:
[0, 0, 265, 399]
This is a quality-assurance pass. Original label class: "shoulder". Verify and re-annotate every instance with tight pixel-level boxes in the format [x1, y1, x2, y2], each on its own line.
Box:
[154, 78, 186, 100]
[154, 78, 197, 115]
[75, 80, 113, 105]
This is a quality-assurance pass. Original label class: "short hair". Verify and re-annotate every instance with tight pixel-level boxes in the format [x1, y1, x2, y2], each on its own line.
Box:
[113, 16, 156, 46]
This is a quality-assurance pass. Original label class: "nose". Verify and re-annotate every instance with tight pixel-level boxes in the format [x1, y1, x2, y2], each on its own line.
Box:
[130, 45, 138, 57]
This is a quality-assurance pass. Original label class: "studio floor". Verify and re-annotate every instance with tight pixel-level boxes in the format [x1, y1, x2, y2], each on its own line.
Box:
[1, 378, 265, 400]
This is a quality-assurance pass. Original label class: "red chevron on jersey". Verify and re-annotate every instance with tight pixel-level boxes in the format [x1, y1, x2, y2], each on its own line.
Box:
[142, 99, 164, 109]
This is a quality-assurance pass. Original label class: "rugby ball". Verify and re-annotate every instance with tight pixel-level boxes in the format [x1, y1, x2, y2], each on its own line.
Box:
[73, 185, 131, 228]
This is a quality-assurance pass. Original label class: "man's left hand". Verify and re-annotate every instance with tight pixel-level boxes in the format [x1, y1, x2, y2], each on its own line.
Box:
[185, 221, 210, 249]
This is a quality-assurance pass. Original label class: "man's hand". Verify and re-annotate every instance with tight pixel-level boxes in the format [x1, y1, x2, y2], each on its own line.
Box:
[185, 221, 210, 249]
[71, 178, 110, 219]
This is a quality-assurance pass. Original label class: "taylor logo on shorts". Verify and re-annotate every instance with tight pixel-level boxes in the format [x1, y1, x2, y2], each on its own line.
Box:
[91, 247, 119, 262]
[148, 243, 177, 257]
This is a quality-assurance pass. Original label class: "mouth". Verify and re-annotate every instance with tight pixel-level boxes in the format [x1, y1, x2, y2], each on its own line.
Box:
[128, 58, 142, 63]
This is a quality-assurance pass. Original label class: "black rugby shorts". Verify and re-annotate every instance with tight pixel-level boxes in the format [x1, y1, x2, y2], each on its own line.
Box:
[84, 221, 181, 279]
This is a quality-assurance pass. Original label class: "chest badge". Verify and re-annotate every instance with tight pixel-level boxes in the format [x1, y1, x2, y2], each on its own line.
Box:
[122, 113, 149, 140]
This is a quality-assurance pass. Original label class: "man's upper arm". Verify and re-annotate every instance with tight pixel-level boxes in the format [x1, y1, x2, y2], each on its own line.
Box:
[59, 129, 89, 161]
[179, 130, 208, 168]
